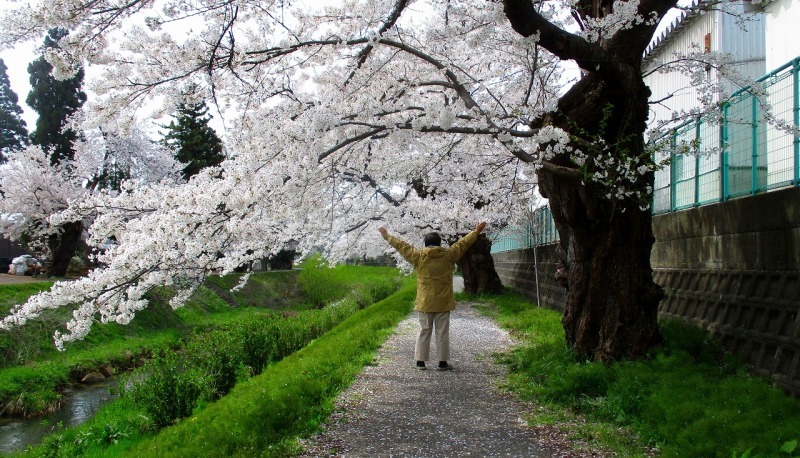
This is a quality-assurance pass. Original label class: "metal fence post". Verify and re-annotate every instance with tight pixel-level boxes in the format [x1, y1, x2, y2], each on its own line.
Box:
[752, 92, 759, 194]
[722, 102, 730, 200]
[670, 130, 677, 211]
[794, 58, 799, 185]
[695, 120, 702, 206]
[533, 244, 541, 308]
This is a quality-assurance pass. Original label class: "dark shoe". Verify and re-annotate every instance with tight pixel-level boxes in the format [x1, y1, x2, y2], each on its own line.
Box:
[436, 361, 453, 371]
[415, 361, 427, 370]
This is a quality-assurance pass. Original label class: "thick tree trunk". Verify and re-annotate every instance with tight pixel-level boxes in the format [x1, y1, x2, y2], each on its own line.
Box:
[46, 221, 83, 277]
[543, 174, 663, 360]
[501, 0, 678, 362]
[537, 75, 664, 362]
[456, 234, 504, 295]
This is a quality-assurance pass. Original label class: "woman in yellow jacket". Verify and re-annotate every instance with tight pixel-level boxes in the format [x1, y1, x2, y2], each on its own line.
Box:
[378, 221, 487, 370]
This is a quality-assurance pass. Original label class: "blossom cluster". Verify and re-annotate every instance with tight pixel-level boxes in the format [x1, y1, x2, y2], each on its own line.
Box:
[574, 0, 660, 43]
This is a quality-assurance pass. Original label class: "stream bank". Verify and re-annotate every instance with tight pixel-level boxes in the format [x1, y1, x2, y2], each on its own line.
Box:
[0, 379, 119, 454]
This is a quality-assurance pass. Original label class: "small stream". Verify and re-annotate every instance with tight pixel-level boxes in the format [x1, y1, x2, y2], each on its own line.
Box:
[0, 379, 118, 454]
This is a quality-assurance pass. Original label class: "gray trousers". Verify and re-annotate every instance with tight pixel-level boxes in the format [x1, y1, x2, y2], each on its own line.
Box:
[415, 311, 450, 362]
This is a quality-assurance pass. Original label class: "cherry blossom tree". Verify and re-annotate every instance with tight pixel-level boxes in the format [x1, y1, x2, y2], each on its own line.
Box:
[0, 145, 84, 261]
[0, 126, 179, 278]
[0, 0, 747, 360]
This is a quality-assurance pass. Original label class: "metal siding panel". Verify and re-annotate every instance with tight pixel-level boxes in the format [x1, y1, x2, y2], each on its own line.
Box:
[721, 8, 766, 63]
[645, 13, 718, 126]
[765, 0, 800, 69]
[720, 8, 766, 96]
[646, 6, 768, 130]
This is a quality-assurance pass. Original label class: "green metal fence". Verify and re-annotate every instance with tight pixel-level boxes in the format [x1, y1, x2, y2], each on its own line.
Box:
[653, 56, 800, 214]
[492, 58, 800, 252]
[490, 206, 559, 253]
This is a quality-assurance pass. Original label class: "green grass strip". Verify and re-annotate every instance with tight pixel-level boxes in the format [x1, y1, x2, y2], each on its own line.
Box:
[473, 289, 800, 458]
[124, 281, 416, 457]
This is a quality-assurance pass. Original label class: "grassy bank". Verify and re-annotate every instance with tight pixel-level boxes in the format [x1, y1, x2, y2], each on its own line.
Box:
[0, 263, 401, 417]
[20, 274, 415, 457]
[471, 290, 800, 457]
[124, 281, 416, 457]
[2, 263, 407, 456]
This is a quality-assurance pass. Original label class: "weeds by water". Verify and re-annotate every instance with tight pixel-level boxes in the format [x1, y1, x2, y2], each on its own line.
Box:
[4, 263, 408, 457]
[471, 289, 800, 458]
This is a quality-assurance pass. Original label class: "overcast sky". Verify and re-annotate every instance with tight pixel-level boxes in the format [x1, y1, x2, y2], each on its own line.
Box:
[1, 38, 37, 129]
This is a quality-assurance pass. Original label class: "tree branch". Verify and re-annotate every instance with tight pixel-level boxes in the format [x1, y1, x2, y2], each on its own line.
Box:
[502, 0, 611, 74]
[540, 161, 583, 180]
[342, 171, 401, 207]
[503, 0, 678, 85]
[343, 0, 412, 87]
[317, 126, 387, 163]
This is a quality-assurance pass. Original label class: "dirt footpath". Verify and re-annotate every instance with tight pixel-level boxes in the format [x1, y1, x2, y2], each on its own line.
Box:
[0, 274, 52, 285]
[299, 303, 563, 457]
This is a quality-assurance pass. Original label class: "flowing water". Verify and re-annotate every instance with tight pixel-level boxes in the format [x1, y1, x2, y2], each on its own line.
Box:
[0, 379, 118, 454]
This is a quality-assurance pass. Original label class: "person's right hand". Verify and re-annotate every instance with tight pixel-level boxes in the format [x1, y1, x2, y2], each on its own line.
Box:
[378, 227, 388, 237]
[475, 221, 487, 233]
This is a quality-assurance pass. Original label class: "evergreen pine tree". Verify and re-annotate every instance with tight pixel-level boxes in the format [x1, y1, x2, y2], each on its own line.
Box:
[162, 100, 225, 180]
[0, 58, 28, 162]
[24, 28, 87, 276]
[27, 28, 87, 166]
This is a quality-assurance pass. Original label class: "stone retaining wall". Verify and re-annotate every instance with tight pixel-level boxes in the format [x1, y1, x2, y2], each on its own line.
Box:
[492, 186, 800, 396]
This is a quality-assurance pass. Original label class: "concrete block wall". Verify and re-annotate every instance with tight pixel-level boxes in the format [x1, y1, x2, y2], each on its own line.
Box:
[653, 186, 800, 396]
[492, 186, 800, 396]
[493, 245, 566, 312]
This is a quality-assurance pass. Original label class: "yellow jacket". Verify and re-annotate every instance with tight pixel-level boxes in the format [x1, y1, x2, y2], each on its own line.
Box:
[383, 230, 479, 312]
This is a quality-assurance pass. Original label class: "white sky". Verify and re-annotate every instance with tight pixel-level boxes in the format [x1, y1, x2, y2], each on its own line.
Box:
[0, 38, 36, 129]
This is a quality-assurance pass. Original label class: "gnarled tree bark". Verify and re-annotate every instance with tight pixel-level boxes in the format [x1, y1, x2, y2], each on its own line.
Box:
[46, 221, 83, 277]
[503, 0, 676, 361]
[457, 234, 504, 295]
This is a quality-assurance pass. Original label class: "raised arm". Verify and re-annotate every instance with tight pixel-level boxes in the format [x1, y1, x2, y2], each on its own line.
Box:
[379, 227, 421, 267]
[448, 221, 487, 262]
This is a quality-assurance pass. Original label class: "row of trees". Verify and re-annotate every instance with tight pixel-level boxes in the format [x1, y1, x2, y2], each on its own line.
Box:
[0, 28, 226, 276]
[0, 1, 765, 363]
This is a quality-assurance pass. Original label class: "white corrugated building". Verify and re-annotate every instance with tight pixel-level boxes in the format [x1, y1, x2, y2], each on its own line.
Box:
[644, 1, 766, 125]
[643, 0, 799, 213]
[764, 0, 800, 69]
[761, 0, 800, 187]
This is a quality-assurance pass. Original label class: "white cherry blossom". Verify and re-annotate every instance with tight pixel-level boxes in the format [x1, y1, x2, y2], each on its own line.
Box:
[0, 1, 725, 347]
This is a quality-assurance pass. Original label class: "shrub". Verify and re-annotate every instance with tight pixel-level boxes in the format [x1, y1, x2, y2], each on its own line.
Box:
[297, 255, 348, 307]
[121, 298, 371, 431]
[232, 317, 279, 375]
[122, 353, 210, 429]
[123, 282, 417, 457]
[185, 330, 249, 400]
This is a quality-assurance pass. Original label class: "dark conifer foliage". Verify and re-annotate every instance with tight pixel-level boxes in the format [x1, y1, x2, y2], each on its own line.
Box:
[163, 100, 225, 180]
[0, 58, 28, 162]
[27, 28, 87, 166]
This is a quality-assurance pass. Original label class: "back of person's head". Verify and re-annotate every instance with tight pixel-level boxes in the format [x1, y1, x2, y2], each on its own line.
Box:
[424, 232, 442, 247]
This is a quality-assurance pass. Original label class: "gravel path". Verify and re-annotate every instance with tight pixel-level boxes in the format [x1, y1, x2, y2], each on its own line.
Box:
[0, 274, 51, 285]
[298, 302, 559, 457]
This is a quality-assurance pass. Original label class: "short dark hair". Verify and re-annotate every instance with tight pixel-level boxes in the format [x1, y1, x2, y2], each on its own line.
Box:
[423, 232, 442, 247]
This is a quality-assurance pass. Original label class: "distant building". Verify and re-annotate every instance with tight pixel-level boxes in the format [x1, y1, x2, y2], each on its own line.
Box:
[763, 0, 800, 69]
[645, 1, 766, 124]
[643, 0, 799, 213]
